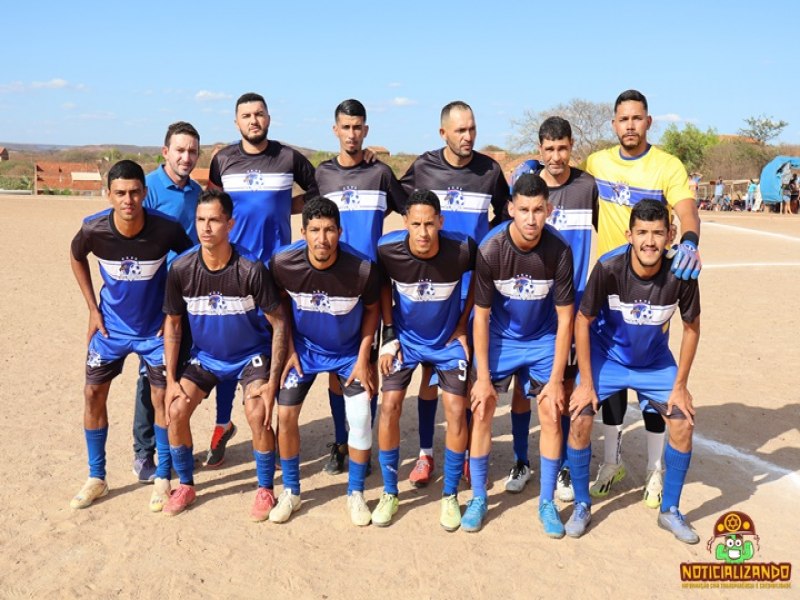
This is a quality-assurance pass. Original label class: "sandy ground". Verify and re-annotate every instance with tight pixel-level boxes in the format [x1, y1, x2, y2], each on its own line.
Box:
[0, 196, 798, 599]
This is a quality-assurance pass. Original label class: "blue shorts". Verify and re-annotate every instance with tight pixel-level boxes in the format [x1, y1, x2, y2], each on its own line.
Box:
[279, 344, 363, 406]
[485, 333, 555, 396]
[382, 339, 468, 396]
[85, 331, 165, 386]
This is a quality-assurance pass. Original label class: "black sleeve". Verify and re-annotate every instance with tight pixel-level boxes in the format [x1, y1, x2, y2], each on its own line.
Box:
[70, 226, 91, 260]
[172, 224, 194, 254]
[361, 261, 381, 306]
[591, 183, 600, 232]
[399, 161, 416, 197]
[464, 237, 478, 271]
[252, 261, 281, 314]
[489, 170, 512, 227]
[473, 248, 495, 308]
[678, 279, 701, 323]
[385, 169, 408, 215]
[293, 150, 318, 196]
[209, 154, 222, 188]
[553, 243, 575, 307]
[163, 265, 186, 315]
[579, 262, 606, 317]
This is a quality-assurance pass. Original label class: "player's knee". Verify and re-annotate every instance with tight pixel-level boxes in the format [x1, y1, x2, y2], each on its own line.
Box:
[538, 411, 560, 437]
[245, 401, 266, 428]
[379, 394, 402, 421]
[83, 385, 107, 415]
[667, 418, 693, 450]
[568, 416, 592, 447]
[169, 398, 191, 425]
[345, 392, 371, 451]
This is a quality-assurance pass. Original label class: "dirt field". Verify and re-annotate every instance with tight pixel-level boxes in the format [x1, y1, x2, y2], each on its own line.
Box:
[0, 195, 797, 599]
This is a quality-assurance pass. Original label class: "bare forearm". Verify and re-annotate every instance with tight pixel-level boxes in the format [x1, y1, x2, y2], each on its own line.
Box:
[473, 308, 491, 380]
[267, 308, 288, 384]
[163, 316, 182, 382]
[551, 306, 574, 382]
[674, 198, 701, 239]
[574, 312, 594, 386]
[70, 254, 99, 311]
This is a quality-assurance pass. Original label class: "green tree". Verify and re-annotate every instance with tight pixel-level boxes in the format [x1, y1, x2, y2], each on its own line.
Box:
[738, 115, 788, 145]
[660, 123, 719, 173]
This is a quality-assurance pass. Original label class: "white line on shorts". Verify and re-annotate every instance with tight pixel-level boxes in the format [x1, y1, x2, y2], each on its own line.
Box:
[703, 262, 800, 270]
[703, 221, 800, 242]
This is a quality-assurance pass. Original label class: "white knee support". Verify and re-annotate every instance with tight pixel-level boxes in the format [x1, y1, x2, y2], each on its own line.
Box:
[344, 391, 372, 451]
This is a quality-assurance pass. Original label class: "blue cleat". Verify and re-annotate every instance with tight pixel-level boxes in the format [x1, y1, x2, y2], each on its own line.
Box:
[538, 500, 565, 538]
[565, 502, 592, 538]
[461, 496, 488, 532]
[657, 506, 700, 545]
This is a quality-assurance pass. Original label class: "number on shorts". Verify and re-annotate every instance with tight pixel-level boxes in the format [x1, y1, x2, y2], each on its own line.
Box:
[458, 359, 468, 382]
[251, 355, 264, 367]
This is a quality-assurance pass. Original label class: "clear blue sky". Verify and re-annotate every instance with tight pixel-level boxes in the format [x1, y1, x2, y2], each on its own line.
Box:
[2, 1, 797, 154]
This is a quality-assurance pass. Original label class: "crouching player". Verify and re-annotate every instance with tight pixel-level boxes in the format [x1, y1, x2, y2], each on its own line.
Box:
[568, 199, 701, 543]
[466, 173, 575, 534]
[270, 197, 380, 526]
[69, 160, 193, 510]
[161, 189, 288, 519]
[373, 189, 475, 531]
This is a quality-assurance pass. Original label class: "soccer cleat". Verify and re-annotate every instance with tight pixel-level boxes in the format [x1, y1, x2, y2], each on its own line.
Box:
[250, 487, 276, 522]
[132, 456, 157, 483]
[347, 492, 372, 527]
[565, 502, 592, 538]
[556, 467, 575, 502]
[70, 477, 109, 509]
[371, 493, 399, 527]
[643, 469, 664, 509]
[269, 489, 301, 524]
[204, 423, 237, 468]
[162, 484, 196, 516]
[149, 477, 171, 513]
[538, 500, 565, 539]
[440, 495, 461, 532]
[658, 506, 700, 545]
[408, 455, 434, 487]
[322, 442, 348, 475]
[460, 496, 488, 533]
[589, 462, 626, 498]
[503, 460, 531, 494]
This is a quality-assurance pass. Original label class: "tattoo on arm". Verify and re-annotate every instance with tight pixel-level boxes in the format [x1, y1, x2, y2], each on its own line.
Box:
[267, 308, 288, 383]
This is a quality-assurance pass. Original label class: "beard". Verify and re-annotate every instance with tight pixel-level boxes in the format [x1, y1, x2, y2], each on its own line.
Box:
[243, 129, 267, 146]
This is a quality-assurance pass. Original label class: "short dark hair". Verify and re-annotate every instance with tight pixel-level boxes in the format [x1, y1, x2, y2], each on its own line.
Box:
[512, 172, 549, 201]
[335, 99, 367, 121]
[164, 121, 200, 147]
[302, 196, 340, 229]
[440, 100, 472, 124]
[406, 189, 441, 215]
[107, 160, 145, 188]
[538, 116, 572, 143]
[236, 92, 267, 112]
[198, 188, 233, 219]
[629, 199, 669, 229]
[614, 89, 648, 113]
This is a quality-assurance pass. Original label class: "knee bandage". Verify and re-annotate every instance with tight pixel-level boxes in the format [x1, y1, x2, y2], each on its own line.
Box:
[344, 391, 372, 450]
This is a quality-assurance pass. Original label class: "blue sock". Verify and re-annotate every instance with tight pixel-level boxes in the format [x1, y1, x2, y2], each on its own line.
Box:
[170, 444, 194, 485]
[280, 454, 301, 495]
[511, 410, 531, 465]
[559, 415, 571, 470]
[417, 396, 438, 451]
[539, 456, 561, 505]
[254, 450, 275, 489]
[154, 425, 171, 479]
[369, 394, 378, 428]
[328, 390, 347, 445]
[84, 426, 108, 479]
[215, 378, 237, 425]
[348, 459, 368, 495]
[567, 444, 592, 506]
[469, 454, 490, 498]
[379, 447, 400, 495]
[661, 444, 692, 512]
[443, 447, 466, 496]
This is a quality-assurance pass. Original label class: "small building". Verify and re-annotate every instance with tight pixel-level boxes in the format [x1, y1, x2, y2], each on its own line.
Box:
[366, 145, 390, 159]
[191, 167, 210, 189]
[34, 161, 102, 195]
[0, 147, 9, 161]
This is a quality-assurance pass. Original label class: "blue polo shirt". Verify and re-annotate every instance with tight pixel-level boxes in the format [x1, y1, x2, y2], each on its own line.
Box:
[144, 165, 201, 243]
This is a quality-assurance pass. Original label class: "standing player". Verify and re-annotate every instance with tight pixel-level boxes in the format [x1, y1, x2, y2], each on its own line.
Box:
[208, 91, 319, 263]
[464, 173, 574, 535]
[567, 199, 701, 544]
[69, 160, 192, 510]
[503, 117, 597, 500]
[399, 101, 509, 486]
[585, 89, 702, 508]
[372, 190, 475, 531]
[269, 197, 379, 526]
[161, 189, 288, 518]
[314, 99, 407, 474]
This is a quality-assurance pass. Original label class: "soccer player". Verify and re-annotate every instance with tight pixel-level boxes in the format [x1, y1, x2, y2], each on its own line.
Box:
[464, 173, 574, 535]
[69, 160, 193, 510]
[584, 89, 702, 508]
[132, 121, 239, 484]
[161, 189, 288, 518]
[399, 101, 509, 486]
[314, 99, 407, 475]
[269, 197, 379, 526]
[372, 190, 475, 530]
[208, 92, 319, 263]
[567, 199, 701, 544]
[503, 117, 597, 501]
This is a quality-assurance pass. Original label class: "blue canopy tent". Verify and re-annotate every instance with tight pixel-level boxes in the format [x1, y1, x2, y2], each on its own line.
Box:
[759, 156, 800, 204]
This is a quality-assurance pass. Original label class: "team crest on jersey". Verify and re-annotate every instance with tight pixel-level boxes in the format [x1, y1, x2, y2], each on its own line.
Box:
[548, 205, 568, 228]
[119, 257, 142, 280]
[86, 349, 102, 368]
[443, 187, 465, 210]
[310, 290, 332, 312]
[243, 169, 265, 189]
[391, 357, 403, 374]
[415, 279, 436, 300]
[512, 274, 539, 300]
[630, 300, 653, 324]
[612, 182, 631, 205]
[284, 370, 300, 389]
[208, 291, 227, 314]
[340, 186, 360, 209]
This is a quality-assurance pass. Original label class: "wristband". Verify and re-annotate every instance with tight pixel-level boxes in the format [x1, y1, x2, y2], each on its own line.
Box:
[680, 231, 699, 247]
